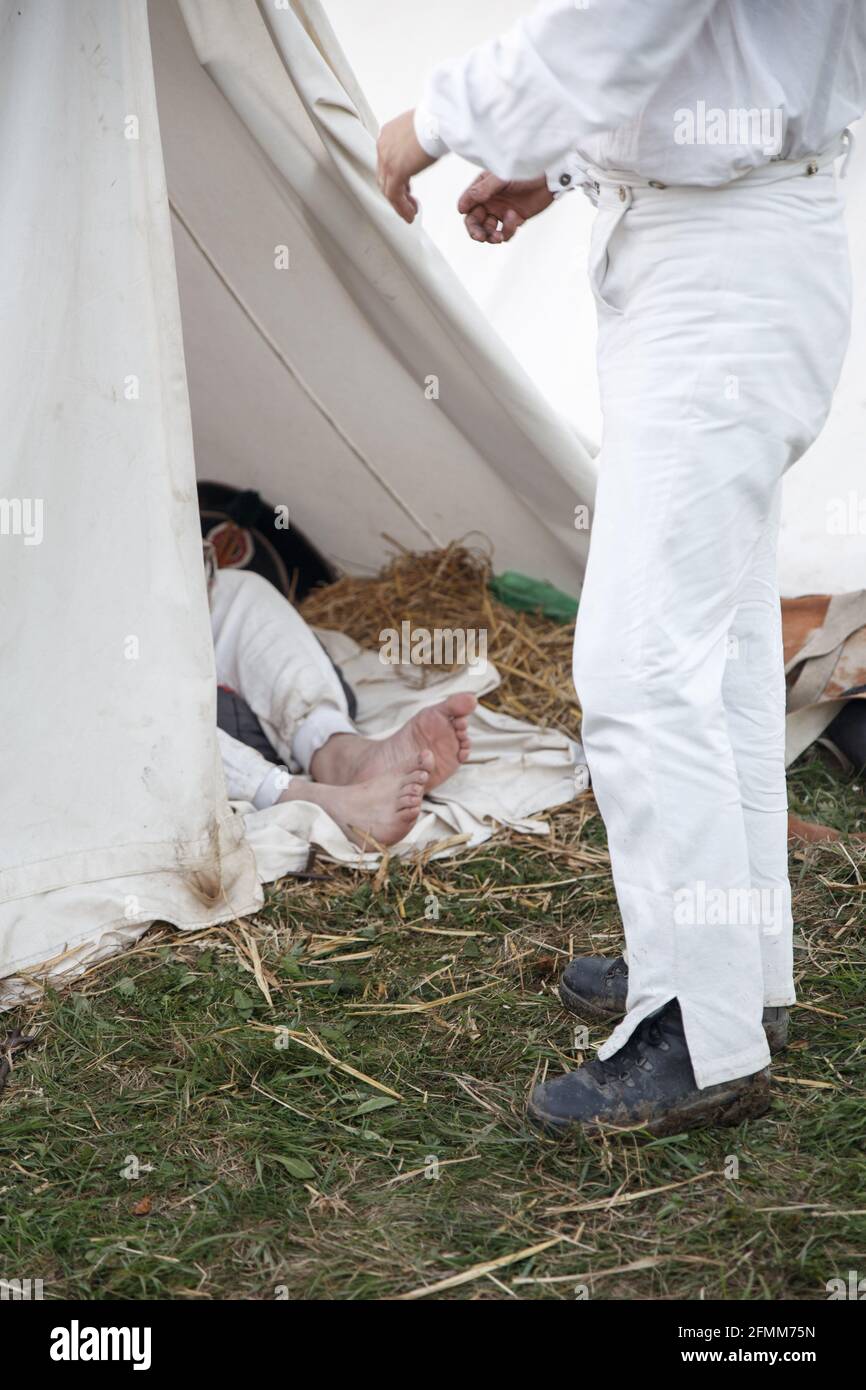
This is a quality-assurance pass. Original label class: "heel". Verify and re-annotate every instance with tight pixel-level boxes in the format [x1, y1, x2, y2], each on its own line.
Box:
[714, 1076, 771, 1127]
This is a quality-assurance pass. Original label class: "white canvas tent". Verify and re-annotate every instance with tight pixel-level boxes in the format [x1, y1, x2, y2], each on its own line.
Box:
[1, 0, 862, 1000]
[0, 0, 595, 998]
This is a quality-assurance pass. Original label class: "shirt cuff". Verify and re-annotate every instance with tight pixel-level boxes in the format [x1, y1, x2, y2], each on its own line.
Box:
[413, 101, 449, 160]
[291, 706, 356, 774]
[545, 151, 585, 196]
[252, 764, 291, 811]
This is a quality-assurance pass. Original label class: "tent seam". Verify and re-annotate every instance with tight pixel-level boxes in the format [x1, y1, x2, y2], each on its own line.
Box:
[169, 197, 444, 552]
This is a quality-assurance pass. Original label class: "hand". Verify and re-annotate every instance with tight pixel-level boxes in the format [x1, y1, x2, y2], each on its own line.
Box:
[457, 172, 554, 243]
[376, 110, 437, 223]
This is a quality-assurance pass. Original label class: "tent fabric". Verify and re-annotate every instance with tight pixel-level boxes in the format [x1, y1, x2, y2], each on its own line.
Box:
[0, 0, 596, 1003]
[0, 0, 262, 1001]
[782, 592, 866, 764]
[155, 0, 597, 586]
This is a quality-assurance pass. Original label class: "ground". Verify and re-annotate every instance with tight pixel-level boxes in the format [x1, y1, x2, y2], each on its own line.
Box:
[1, 747, 863, 1301]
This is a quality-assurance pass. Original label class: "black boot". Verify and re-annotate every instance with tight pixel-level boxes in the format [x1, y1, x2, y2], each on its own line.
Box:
[559, 954, 628, 1019]
[528, 1000, 770, 1138]
[559, 954, 788, 1053]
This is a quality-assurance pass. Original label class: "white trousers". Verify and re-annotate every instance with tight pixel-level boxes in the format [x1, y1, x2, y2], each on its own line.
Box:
[575, 151, 852, 1087]
[210, 569, 354, 807]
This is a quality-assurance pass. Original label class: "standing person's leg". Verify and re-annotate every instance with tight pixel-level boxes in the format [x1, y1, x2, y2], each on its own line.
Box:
[574, 317, 770, 1092]
[721, 490, 795, 1016]
[554, 506, 794, 1050]
[531, 162, 851, 1132]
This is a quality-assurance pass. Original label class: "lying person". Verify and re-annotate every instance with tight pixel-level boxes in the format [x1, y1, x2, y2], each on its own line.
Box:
[204, 546, 476, 847]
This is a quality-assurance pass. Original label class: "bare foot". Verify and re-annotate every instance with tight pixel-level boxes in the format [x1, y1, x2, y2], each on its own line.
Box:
[311, 693, 476, 791]
[278, 753, 431, 848]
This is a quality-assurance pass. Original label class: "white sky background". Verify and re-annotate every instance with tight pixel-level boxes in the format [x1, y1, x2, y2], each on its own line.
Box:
[325, 1, 866, 595]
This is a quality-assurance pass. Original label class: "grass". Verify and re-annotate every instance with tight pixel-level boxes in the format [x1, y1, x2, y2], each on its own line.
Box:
[0, 744, 863, 1301]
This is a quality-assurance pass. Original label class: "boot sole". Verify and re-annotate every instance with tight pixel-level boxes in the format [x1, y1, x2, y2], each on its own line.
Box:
[527, 1072, 771, 1140]
[558, 979, 788, 1054]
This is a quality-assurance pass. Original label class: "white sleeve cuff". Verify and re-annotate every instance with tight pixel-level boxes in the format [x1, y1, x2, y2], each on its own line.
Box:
[291, 705, 356, 774]
[252, 764, 291, 811]
[545, 151, 585, 196]
[413, 101, 449, 160]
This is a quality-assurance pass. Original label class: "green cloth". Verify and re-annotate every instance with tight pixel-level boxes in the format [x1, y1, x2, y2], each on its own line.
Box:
[489, 571, 578, 624]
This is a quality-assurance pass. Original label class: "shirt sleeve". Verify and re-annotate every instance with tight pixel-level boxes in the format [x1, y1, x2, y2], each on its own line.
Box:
[544, 150, 587, 196]
[216, 728, 289, 809]
[414, 0, 719, 178]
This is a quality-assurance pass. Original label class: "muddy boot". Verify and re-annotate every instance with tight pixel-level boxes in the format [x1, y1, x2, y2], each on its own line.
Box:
[558, 954, 628, 1019]
[528, 999, 770, 1138]
[559, 955, 788, 1053]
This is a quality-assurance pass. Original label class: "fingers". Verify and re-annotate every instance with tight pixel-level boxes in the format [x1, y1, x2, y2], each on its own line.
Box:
[463, 206, 518, 245]
[461, 194, 527, 244]
[500, 207, 524, 242]
[375, 111, 437, 224]
[482, 213, 501, 238]
[378, 174, 419, 223]
[401, 188, 420, 223]
[376, 145, 418, 223]
[464, 203, 503, 243]
[457, 171, 506, 214]
[464, 206, 489, 242]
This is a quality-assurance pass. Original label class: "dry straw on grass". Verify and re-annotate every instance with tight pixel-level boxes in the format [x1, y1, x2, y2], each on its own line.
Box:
[299, 540, 581, 739]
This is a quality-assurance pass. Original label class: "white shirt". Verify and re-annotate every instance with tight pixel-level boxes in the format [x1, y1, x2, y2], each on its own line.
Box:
[414, 0, 866, 188]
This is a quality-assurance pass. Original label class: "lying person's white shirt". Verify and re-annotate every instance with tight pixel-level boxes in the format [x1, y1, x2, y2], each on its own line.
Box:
[209, 568, 355, 810]
[414, 0, 866, 188]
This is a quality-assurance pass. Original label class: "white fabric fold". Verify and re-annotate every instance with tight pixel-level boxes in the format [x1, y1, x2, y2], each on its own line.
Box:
[239, 627, 585, 878]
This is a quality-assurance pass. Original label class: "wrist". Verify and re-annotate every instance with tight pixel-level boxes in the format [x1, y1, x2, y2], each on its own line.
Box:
[413, 102, 449, 160]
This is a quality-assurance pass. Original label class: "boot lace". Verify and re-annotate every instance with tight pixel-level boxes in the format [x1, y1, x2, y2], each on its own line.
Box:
[592, 1016, 670, 1088]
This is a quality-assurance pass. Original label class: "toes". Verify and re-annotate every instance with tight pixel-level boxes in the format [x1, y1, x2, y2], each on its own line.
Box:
[417, 749, 435, 773]
[407, 790, 423, 805]
[446, 693, 477, 719]
[399, 775, 426, 797]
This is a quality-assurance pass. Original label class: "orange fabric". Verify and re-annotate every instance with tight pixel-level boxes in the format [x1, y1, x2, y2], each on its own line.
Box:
[781, 594, 831, 666]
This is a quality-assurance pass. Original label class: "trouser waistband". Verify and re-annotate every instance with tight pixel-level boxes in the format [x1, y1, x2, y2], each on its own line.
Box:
[580, 131, 853, 204]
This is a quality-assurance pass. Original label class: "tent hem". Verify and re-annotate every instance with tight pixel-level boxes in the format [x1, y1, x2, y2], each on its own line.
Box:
[0, 815, 250, 905]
